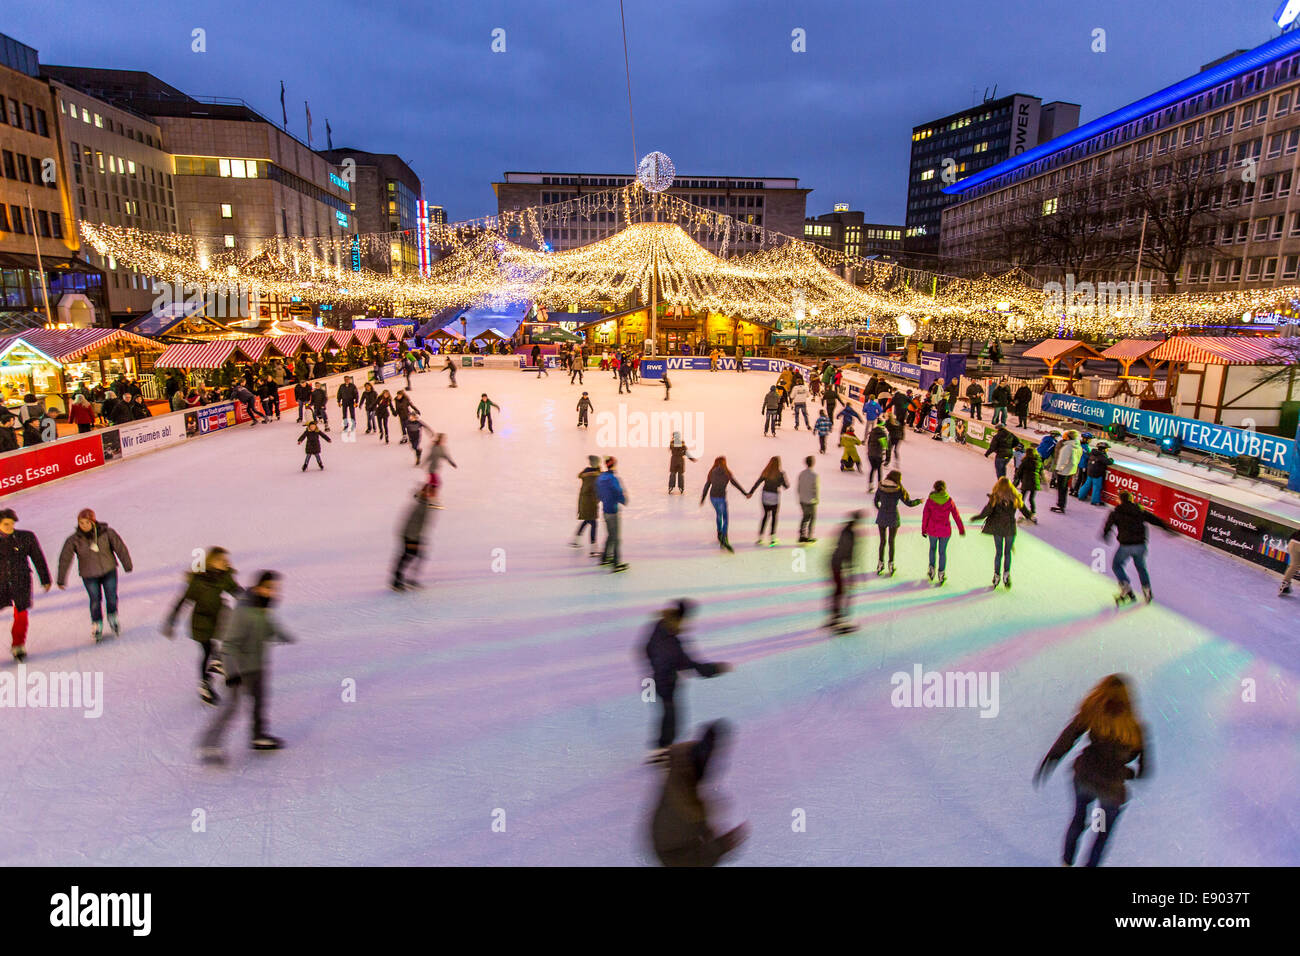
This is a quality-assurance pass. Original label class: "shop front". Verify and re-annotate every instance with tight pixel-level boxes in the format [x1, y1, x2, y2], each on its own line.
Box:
[0, 328, 165, 414]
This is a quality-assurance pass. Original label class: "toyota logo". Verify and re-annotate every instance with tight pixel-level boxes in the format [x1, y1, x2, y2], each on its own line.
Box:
[1173, 500, 1199, 520]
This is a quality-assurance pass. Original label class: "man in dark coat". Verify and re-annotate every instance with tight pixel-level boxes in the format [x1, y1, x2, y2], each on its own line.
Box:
[1013, 383, 1034, 428]
[336, 376, 359, 430]
[649, 720, 748, 867]
[293, 380, 312, 423]
[309, 382, 329, 430]
[828, 510, 862, 629]
[984, 425, 1018, 479]
[257, 378, 281, 420]
[645, 599, 730, 757]
[163, 546, 242, 704]
[0, 508, 51, 661]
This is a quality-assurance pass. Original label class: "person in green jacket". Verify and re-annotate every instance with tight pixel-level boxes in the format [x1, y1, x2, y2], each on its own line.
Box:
[198, 570, 295, 762]
[572, 455, 602, 553]
[1014, 446, 1045, 517]
[163, 547, 242, 705]
[477, 394, 501, 433]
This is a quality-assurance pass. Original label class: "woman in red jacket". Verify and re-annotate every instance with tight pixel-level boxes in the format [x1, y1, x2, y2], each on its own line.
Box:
[68, 394, 96, 433]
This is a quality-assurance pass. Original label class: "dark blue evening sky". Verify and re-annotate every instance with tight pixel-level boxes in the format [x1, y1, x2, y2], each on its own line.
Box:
[4, 0, 1282, 225]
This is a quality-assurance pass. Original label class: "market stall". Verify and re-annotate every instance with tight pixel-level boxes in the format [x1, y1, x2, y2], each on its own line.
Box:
[0, 328, 165, 414]
[1020, 339, 1104, 395]
[1098, 339, 1170, 399]
[1150, 335, 1300, 429]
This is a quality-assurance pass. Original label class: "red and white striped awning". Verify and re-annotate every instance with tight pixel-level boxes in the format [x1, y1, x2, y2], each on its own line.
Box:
[303, 332, 334, 352]
[329, 330, 355, 348]
[155, 340, 243, 369]
[0, 328, 164, 363]
[235, 338, 272, 361]
[1150, 335, 1299, 365]
[351, 328, 375, 345]
[269, 334, 306, 354]
[1099, 339, 1163, 362]
[1021, 339, 1103, 361]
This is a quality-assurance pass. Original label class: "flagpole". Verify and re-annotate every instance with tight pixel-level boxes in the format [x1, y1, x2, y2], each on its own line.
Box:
[25, 189, 55, 328]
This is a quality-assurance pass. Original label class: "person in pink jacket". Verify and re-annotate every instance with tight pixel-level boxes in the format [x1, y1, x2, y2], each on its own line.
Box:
[921, 479, 965, 586]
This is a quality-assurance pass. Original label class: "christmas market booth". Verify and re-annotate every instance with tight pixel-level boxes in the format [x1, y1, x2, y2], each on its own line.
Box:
[1150, 335, 1300, 430]
[0, 328, 165, 413]
[1021, 338, 1106, 395]
[1098, 339, 1171, 400]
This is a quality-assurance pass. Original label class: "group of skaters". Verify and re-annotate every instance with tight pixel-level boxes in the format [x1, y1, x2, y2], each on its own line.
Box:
[637, 593, 1147, 868]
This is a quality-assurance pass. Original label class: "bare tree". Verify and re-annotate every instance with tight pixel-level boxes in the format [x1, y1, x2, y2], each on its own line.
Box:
[1124, 149, 1227, 292]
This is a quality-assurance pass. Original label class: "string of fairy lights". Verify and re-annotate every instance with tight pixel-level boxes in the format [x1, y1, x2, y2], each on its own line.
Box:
[77, 182, 1296, 337]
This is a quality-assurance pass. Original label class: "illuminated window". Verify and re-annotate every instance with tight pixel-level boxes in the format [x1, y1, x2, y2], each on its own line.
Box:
[221, 204, 233, 218]
[1042, 197, 1058, 216]
[219, 158, 231, 176]
[224, 235, 235, 248]
[920, 169, 935, 181]
[128, 160, 136, 174]
[93, 113, 103, 128]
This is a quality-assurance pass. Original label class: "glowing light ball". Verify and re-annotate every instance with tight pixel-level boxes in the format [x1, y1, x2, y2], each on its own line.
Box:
[896, 314, 916, 336]
[637, 152, 676, 193]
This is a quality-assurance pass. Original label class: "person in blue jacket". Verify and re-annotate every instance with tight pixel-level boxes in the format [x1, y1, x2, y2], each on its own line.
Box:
[836, 402, 863, 435]
[596, 456, 628, 572]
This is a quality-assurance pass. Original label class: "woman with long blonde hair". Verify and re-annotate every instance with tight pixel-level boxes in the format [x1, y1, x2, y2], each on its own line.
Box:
[971, 476, 1036, 589]
[1034, 674, 1149, 866]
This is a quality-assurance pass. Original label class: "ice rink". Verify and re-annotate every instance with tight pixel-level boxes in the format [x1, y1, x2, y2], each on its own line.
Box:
[1, 364, 1297, 866]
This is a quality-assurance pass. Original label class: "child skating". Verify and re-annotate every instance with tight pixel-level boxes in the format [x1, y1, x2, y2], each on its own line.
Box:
[297, 420, 331, 470]
[576, 392, 593, 428]
[477, 394, 501, 432]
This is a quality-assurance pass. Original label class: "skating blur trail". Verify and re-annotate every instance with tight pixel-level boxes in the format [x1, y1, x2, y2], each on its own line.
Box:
[1, 367, 1296, 865]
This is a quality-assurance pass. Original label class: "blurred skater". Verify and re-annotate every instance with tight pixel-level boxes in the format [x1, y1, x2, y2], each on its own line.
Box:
[644, 599, 731, 759]
[648, 720, 748, 867]
[163, 547, 241, 705]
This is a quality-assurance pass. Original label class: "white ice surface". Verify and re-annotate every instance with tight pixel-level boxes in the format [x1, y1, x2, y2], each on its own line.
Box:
[1, 366, 1297, 866]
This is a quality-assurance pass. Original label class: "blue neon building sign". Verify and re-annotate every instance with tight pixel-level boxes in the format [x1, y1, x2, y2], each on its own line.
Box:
[336, 210, 349, 227]
[943, 30, 1300, 196]
[329, 172, 350, 191]
[1277, 1, 1300, 30]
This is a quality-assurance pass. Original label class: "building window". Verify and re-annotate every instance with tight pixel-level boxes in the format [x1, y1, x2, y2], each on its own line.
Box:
[1283, 255, 1298, 280]
[224, 235, 235, 248]
[93, 113, 103, 128]
[221, 204, 233, 218]
[1042, 197, 1058, 216]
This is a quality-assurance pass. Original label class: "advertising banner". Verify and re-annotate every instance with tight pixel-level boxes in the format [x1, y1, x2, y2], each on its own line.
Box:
[640, 358, 666, 380]
[184, 401, 237, 438]
[854, 353, 922, 382]
[1199, 501, 1295, 572]
[1041, 393, 1295, 471]
[117, 417, 184, 458]
[1102, 467, 1209, 540]
[0, 434, 105, 497]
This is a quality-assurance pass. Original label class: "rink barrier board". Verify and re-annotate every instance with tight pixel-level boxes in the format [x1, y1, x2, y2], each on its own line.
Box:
[0, 368, 361, 500]
[853, 369, 1298, 575]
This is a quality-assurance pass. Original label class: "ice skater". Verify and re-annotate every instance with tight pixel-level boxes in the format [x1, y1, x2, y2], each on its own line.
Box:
[790, 379, 811, 429]
[297, 420, 331, 470]
[441, 356, 458, 387]
[392, 485, 438, 590]
[423, 432, 456, 504]
[866, 421, 889, 489]
[1281, 527, 1300, 596]
[662, 372, 671, 401]
[796, 456, 818, 543]
[648, 719, 748, 867]
[972, 477, 1037, 589]
[985, 424, 1017, 479]
[197, 570, 295, 762]
[336, 376, 359, 431]
[309, 382, 329, 430]
[668, 431, 696, 493]
[163, 547, 242, 705]
[1048, 431, 1083, 513]
[920, 480, 965, 585]
[294, 379, 311, 423]
[569, 356, 584, 385]
[1103, 490, 1171, 605]
[573, 455, 602, 554]
[700, 456, 751, 553]
[477, 394, 500, 433]
[643, 599, 731, 760]
[873, 470, 920, 576]
[0, 508, 50, 662]
[828, 511, 862, 632]
[762, 385, 782, 435]
[404, 411, 434, 465]
[1034, 674, 1149, 867]
[1014, 443, 1044, 517]
[360, 381, 378, 433]
[55, 508, 133, 642]
[813, 408, 833, 454]
[394, 390, 417, 444]
[576, 392, 593, 428]
[596, 456, 628, 572]
[375, 390, 393, 444]
[232, 383, 267, 425]
[839, 425, 863, 473]
[748, 456, 789, 547]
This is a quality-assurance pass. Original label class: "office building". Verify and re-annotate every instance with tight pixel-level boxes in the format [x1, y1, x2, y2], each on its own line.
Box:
[907, 94, 1079, 260]
[804, 206, 903, 258]
[492, 171, 811, 254]
[318, 148, 422, 275]
[0, 32, 105, 328]
[940, 32, 1300, 295]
